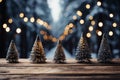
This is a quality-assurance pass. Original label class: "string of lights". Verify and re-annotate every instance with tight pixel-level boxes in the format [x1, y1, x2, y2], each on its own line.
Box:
[0, 0, 119, 42]
[71, 1, 118, 38]
[2, 12, 51, 34]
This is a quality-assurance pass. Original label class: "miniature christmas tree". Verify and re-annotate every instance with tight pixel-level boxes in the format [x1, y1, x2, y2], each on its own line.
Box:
[98, 34, 113, 63]
[30, 35, 46, 63]
[75, 33, 91, 63]
[6, 40, 19, 63]
[54, 40, 66, 63]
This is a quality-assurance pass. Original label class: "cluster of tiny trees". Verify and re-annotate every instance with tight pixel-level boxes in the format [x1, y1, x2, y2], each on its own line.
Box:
[75, 33, 113, 63]
[6, 34, 113, 63]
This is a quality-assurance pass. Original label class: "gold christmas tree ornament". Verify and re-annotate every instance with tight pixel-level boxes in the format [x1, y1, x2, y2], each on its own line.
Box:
[75, 33, 91, 63]
[53, 40, 66, 63]
[30, 35, 46, 63]
[6, 40, 19, 63]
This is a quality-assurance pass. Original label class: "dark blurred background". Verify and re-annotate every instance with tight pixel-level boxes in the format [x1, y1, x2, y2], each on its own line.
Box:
[0, 0, 120, 58]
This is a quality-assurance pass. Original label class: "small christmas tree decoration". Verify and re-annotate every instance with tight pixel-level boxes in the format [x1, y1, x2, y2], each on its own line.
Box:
[54, 40, 66, 63]
[30, 35, 46, 63]
[98, 34, 113, 63]
[6, 40, 19, 63]
[75, 33, 91, 63]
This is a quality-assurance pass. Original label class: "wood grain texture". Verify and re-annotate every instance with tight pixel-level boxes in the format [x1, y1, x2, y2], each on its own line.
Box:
[0, 59, 120, 80]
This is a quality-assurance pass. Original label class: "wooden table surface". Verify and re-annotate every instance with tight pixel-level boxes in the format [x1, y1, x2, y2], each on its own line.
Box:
[0, 59, 120, 80]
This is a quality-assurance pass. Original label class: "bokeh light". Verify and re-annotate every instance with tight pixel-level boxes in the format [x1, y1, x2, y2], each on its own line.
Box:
[89, 26, 93, 31]
[91, 20, 95, 26]
[3, 23, 7, 28]
[112, 22, 117, 27]
[109, 13, 114, 18]
[89, 16, 93, 20]
[98, 22, 103, 27]
[8, 18, 13, 24]
[109, 31, 113, 36]
[23, 17, 28, 22]
[97, 30, 102, 36]
[86, 32, 91, 38]
[19, 13, 24, 18]
[86, 4, 90, 9]
[76, 10, 82, 16]
[16, 28, 21, 34]
[0, 0, 2, 3]
[72, 15, 77, 20]
[69, 23, 74, 28]
[97, 1, 102, 6]
[79, 19, 84, 24]
[5, 27, 10, 32]
[30, 17, 35, 23]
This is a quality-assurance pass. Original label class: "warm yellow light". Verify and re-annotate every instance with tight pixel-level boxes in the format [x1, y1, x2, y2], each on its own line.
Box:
[86, 4, 91, 9]
[16, 28, 21, 34]
[64, 31, 68, 35]
[48, 35, 52, 40]
[36, 19, 44, 25]
[40, 30, 45, 35]
[59, 35, 65, 40]
[86, 32, 91, 38]
[6, 27, 10, 32]
[89, 26, 93, 31]
[109, 13, 114, 18]
[112, 22, 117, 27]
[72, 15, 77, 20]
[39, 20, 44, 25]
[97, 1, 102, 6]
[91, 20, 95, 25]
[52, 38, 57, 42]
[69, 30, 73, 33]
[64, 28, 69, 35]
[19, 13, 24, 18]
[3, 23, 7, 28]
[43, 22, 48, 27]
[80, 19, 84, 24]
[23, 17, 28, 22]
[36, 19, 40, 23]
[47, 25, 51, 30]
[0, 0, 2, 3]
[76, 10, 82, 16]
[30, 17, 35, 23]
[43, 22, 51, 29]
[97, 31, 102, 36]
[43, 35, 48, 40]
[65, 25, 69, 30]
[89, 16, 93, 20]
[69, 23, 74, 28]
[8, 18, 13, 24]
[98, 22, 103, 27]
[109, 31, 113, 36]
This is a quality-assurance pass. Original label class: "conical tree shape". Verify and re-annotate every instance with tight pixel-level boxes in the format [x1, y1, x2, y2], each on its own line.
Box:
[75, 33, 91, 63]
[98, 34, 113, 63]
[53, 40, 66, 63]
[30, 35, 46, 63]
[6, 40, 19, 63]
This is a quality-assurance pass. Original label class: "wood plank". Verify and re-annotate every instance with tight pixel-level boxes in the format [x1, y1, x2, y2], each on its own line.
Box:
[0, 59, 120, 67]
[0, 59, 120, 80]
